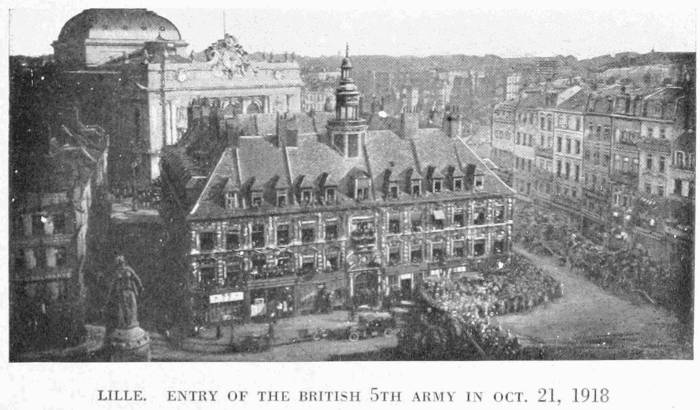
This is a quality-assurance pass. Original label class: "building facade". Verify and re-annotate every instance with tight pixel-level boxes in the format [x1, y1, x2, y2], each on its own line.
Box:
[10, 121, 110, 352]
[52, 9, 303, 186]
[162, 51, 515, 325]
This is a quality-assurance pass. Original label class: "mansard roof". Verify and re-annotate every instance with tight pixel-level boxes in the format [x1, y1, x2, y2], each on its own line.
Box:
[180, 117, 513, 220]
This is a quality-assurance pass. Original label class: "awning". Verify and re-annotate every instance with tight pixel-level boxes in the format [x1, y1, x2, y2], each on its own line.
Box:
[433, 210, 446, 220]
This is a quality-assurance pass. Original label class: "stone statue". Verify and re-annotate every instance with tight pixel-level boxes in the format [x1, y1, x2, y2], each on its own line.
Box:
[107, 255, 143, 330]
[104, 255, 150, 361]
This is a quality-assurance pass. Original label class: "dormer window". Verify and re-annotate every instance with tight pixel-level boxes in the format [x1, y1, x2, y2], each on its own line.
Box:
[411, 180, 421, 197]
[276, 190, 287, 207]
[301, 189, 313, 205]
[474, 175, 484, 191]
[432, 179, 442, 193]
[453, 178, 463, 191]
[354, 176, 370, 201]
[325, 187, 336, 203]
[356, 187, 369, 201]
[388, 182, 399, 199]
[251, 191, 263, 208]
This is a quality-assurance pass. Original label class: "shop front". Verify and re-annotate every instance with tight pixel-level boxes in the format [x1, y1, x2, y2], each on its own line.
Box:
[207, 290, 246, 323]
[248, 285, 295, 321]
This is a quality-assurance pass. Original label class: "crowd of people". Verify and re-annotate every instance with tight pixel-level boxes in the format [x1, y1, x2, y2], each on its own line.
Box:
[512, 202, 677, 310]
[399, 256, 562, 360]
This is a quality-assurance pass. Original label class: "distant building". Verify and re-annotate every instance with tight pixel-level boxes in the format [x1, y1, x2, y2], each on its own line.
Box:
[506, 73, 523, 101]
[301, 87, 335, 113]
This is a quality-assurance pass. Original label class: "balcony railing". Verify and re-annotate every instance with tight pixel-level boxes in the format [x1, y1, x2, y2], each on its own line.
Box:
[638, 137, 671, 153]
[535, 145, 553, 158]
[610, 171, 638, 185]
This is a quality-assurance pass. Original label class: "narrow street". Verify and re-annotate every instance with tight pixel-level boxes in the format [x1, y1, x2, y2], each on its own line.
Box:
[494, 247, 692, 359]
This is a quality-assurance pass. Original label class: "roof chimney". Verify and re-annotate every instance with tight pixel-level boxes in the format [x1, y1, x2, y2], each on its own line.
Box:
[399, 112, 419, 139]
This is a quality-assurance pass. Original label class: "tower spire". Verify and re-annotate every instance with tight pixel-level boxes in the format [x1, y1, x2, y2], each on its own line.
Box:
[346, 43, 349, 58]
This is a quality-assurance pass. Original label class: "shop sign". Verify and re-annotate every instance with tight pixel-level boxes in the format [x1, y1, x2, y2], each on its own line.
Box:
[209, 291, 244, 304]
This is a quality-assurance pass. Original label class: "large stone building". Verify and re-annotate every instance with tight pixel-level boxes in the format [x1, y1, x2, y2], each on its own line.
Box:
[161, 51, 514, 325]
[10, 120, 110, 353]
[52, 8, 303, 186]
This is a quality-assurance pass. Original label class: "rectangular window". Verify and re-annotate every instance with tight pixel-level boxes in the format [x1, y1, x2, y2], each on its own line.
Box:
[557, 137, 562, 152]
[574, 165, 580, 182]
[645, 183, 652, 194]
[431, 244, 445, 262]
[252, 224, 265, 248]
[333, 134, 345, 154]
[453, 178, 462, 191]
[646, 154, 653, 170]
[388, 248, 401, 266]
[251, 191, 263, 207]
[410, 246, 423, 263]
[453, 240, 465, 257]
[389, 217, 401, 234]
[411, 181, 421, 197]
[473, 239, 486, 257]
[389, 184, 399, 199]
[556, 160, 562, 177]
[356, 187, 369, 200]
[474, 175, 483, 190]
[53, 214, 66, 234]
[493, 239, 505, 254]
[575, 140, 581, 154]
[325, 187, 336, 203]
[659, 156, 666, 173]
[226, 232, 240, 250]
[325, 223, 338, 240]
[347, 134, 359, 157]
[199, 232, 216, 251]
[473, 207, 486, 225]
[301, 226, 315, 243]
[494, 205, 505, 223]
[657, 185, 664, 197]
[566, 138, 571, 154]
[200, 266, 216, 288]
[674, 179, 683, 195]
[301, 189, 312, 205]
[565, 162, 570, 179]
[276, 192, 287, 207]
[660, 128, 666, 139]
[453, 212, 465, 227]
[411, 213, 422, 232]
[277, 225, 290, 245]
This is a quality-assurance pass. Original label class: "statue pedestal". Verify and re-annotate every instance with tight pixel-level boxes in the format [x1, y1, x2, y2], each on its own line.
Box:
[106, 326, 151, 362]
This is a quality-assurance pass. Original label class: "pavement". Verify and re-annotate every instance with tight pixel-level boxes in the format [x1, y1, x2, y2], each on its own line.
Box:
[493, 247, 692, 359]
[149, 310, 399, 361]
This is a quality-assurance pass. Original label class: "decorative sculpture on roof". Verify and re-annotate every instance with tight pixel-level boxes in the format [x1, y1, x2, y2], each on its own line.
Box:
[205, 33, 257, 78]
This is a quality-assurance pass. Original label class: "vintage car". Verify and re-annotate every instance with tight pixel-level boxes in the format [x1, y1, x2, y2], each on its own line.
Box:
[346, 310, 396, 341]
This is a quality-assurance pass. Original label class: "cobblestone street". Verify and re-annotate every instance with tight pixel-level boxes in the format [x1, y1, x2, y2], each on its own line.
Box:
[494, 248, 692, 359]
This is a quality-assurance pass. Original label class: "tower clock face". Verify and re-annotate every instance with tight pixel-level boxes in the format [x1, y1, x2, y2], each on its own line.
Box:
[177, 70, 188, 82]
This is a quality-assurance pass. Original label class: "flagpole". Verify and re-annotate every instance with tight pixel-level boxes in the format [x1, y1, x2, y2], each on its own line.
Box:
[222, 10, 226, 36]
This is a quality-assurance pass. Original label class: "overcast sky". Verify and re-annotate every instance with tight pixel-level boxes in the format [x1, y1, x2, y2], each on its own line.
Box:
[8, 6, 697, 59]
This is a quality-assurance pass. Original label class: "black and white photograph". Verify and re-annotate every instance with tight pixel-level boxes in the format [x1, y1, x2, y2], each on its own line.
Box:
[6, 5, 695, 366]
